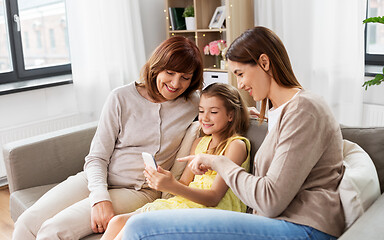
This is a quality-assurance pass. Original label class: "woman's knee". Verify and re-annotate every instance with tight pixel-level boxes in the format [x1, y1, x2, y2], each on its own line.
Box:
[37, 217, 73, 240]
[13, 211, 41, 240]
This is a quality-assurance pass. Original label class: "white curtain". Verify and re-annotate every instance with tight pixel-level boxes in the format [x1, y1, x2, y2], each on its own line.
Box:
[255, 0, 366, 126]
[66, 0, 146, 121]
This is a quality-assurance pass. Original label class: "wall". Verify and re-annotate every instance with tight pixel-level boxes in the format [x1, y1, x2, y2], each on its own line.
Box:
[138, 0, 166, 59]
[363, 77, 384, 106]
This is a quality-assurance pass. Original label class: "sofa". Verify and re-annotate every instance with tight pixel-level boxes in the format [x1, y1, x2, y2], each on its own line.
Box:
[3, 118, 384, 239]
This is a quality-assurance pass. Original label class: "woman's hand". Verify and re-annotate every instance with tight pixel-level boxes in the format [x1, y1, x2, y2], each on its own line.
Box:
[144, 166, 177, 192]
[91, 200, 115, 233]
[178, 154, 219, 175]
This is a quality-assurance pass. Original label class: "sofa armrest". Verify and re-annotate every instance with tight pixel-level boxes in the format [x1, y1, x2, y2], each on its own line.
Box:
[339, 193, 384, 239]
[3, 122, 97, 193]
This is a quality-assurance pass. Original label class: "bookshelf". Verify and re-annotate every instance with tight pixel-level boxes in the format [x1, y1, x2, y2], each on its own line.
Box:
[164, 0, 255, 106]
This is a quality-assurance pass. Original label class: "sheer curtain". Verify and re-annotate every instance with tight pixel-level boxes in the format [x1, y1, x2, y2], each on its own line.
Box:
[255, 0, 366, 126]
[66, 0, 146, 121]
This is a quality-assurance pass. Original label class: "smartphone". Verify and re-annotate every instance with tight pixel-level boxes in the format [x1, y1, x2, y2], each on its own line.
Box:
[142, 152, 158, 170]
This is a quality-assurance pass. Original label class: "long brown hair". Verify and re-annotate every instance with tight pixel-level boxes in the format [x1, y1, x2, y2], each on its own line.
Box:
[226, 26, 302, 123]
[201, 83, 249, 155]
[139, 36, 203, 102]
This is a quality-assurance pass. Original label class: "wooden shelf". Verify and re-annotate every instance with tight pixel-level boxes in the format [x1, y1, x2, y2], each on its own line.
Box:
[165, 0, 255, 106]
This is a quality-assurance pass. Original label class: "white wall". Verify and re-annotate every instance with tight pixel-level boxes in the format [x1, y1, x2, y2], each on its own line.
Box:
[138, 0, 167, 59]
[0, 84, 79, 130]
[363, 77, 384, 106]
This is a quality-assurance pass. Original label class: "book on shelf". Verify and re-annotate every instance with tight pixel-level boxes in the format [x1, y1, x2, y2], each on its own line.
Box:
[169, 7, 186, 30]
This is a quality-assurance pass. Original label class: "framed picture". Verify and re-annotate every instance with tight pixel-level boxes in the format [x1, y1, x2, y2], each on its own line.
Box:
[209, 6, 226, 29]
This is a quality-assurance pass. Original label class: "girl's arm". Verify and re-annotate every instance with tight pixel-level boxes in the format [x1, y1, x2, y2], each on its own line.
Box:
[145, 139, 247, 207]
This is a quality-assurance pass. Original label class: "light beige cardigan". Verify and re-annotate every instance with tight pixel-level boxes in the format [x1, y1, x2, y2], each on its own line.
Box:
[214, 90, 345, 237]
[84, 82, 199, 206]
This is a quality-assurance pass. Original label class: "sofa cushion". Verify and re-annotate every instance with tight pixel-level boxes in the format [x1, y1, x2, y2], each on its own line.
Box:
[339, 140, 380, 229]
[341, 126, 384, 193]
[161, 121, 200, 199]
[245, 119, 268, 172]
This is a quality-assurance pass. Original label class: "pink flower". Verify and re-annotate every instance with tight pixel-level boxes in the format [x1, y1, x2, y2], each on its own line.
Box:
[204, 40, 227, 56]
[209, 41, 220, 56]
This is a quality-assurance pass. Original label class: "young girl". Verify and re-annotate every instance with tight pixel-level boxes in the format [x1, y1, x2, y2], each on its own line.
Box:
[101, 83, 251, 240]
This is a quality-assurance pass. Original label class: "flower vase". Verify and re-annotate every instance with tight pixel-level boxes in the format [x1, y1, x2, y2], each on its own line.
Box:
[214, 55, 222, 68]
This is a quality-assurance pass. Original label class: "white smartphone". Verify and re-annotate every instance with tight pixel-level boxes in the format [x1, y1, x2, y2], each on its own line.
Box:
[142, 152, 158, 170]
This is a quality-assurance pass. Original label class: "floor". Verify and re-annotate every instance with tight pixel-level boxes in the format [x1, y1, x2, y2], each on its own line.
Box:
[0, 186, 13, 240]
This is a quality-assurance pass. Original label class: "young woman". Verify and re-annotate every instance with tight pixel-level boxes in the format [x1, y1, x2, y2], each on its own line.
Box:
[12, 36, 204, 240]
[101, 83, 251, 240]
[122, 26, 345, 240]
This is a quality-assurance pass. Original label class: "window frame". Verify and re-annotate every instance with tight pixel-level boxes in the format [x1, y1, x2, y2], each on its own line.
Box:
[0, 0, 71, 86]
[365, 0, 384, 76]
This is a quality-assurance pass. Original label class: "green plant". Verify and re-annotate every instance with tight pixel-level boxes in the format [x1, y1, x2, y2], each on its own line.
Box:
[182, 6, 194, 18]
[362, 16, 384, 90]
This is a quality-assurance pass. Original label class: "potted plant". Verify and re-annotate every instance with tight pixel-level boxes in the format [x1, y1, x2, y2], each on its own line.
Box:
[362, 16, 384, 90]
[183, 6, 195, 30]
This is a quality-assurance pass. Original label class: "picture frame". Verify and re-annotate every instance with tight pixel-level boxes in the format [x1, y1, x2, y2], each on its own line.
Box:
[209, 6, 226, 29]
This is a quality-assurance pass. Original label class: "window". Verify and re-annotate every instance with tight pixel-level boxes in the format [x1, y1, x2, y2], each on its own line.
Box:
[0, 0, 71, 89]
[365, 0, 384, 74]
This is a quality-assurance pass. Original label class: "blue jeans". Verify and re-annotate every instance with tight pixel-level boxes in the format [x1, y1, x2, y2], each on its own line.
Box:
[122, 209, 337, 240]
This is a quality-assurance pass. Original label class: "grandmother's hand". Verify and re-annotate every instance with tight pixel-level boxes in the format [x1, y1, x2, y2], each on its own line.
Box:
[178, 154, 219, 175]
[91, 201, 114, 233]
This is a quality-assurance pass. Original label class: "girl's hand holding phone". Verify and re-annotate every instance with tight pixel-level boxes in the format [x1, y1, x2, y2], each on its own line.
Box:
[144, 165, 177, 192]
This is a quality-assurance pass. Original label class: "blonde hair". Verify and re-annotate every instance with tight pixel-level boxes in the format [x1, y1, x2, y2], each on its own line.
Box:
[139, 36, 204, 102]
[201, 83, 249, 155]
[226, 26, 302, 123]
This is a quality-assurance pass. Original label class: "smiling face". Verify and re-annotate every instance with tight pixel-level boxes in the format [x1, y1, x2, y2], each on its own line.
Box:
[228, 60, 271, 102]
[156, 70, 193, 101]
[198, 95, 233, 137]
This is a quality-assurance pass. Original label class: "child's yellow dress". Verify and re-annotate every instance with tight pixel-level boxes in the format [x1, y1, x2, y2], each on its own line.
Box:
[138, 135, 251, 213]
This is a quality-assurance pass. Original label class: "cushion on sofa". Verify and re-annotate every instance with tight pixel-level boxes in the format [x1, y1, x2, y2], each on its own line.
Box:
[339, 140, 381, 229]
[340, 126, 384, 193]
[161, 121, 200, 199]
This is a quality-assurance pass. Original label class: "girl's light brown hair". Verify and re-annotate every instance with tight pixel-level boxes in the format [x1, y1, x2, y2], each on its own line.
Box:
[226, 26, 302, 123]
[201, 83, 249, 155]
[139, 36, 203, 102]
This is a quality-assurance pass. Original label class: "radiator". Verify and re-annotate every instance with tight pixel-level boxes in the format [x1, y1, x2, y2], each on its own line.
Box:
[362, 103, 384, 127]
[0, 114, 87, 186]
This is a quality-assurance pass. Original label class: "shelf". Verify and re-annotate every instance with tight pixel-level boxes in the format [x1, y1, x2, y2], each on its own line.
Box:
[204, 68, 228, 72]
[169, 28, 227, 34]
[165, 0, 255, 106]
